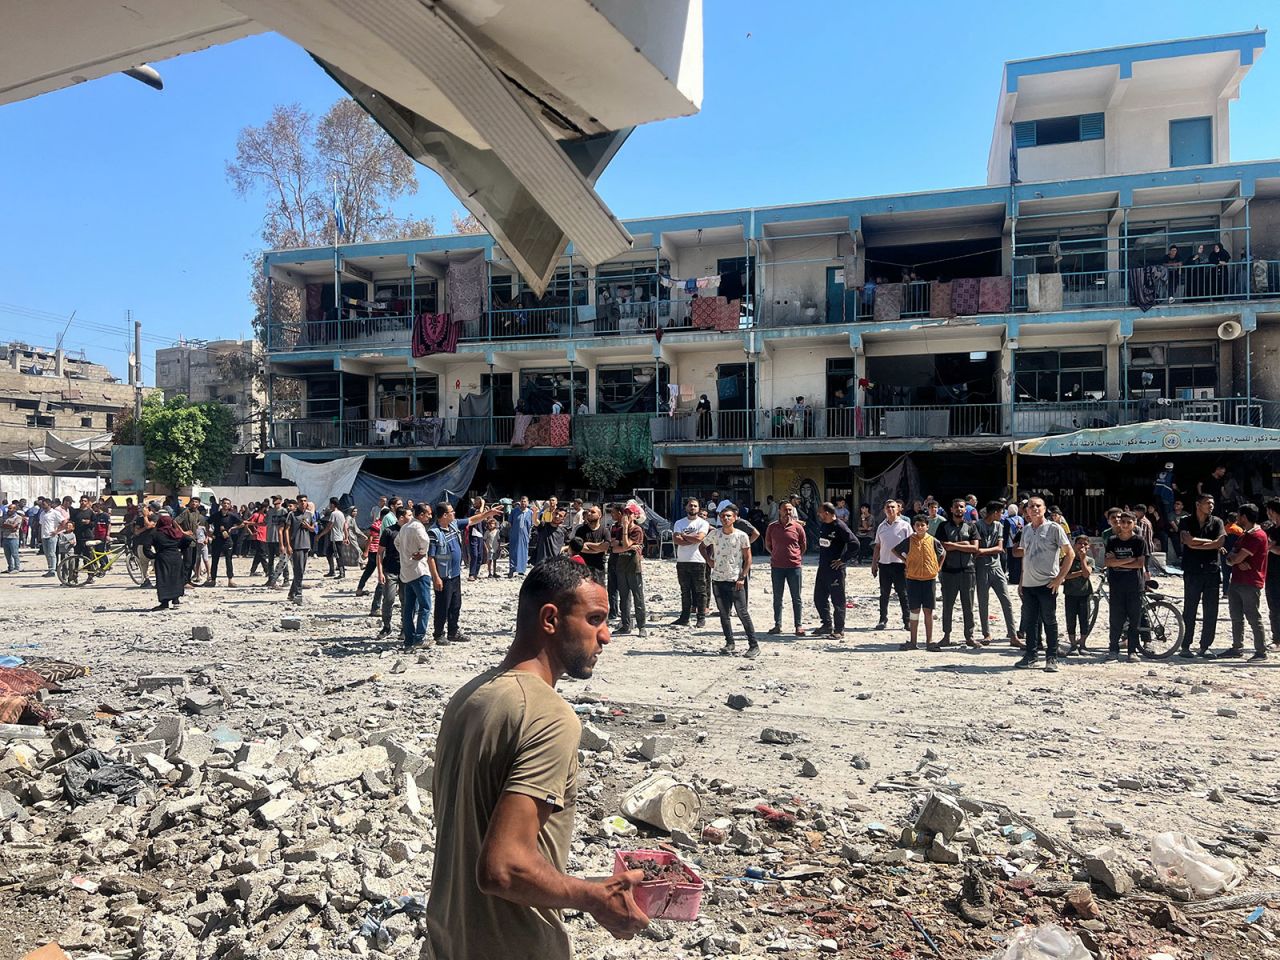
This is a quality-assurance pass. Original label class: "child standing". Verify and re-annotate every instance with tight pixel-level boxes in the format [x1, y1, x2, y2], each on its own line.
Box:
[1062, 534, 1095, 654]
[893, 514, 945, 651]
[483, 518, 501, 578]
[1104, 511, 1147, 661]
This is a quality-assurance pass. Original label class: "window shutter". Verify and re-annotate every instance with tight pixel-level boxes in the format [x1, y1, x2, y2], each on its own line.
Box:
[1079, 113, 1105, 141]
[1014, 121, 1037, 148]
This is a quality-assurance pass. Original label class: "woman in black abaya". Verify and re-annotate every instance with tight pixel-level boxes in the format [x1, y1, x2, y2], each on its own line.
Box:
[143, 513, 193, 611]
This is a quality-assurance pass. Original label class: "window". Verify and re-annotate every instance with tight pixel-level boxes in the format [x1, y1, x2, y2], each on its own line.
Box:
[80, 416, 93, 428]
[1127, 341, 1218, 398]
[106, 413, 115, 430]
[1014, 231, 1108, 276]
[372, 277, 439, 315]
[595, 363, 669, 414]
[716, 256, 756, 309]
[1016, 349, 1106, 402]
[375, 375, 440, 419]
[1126, 217, 1222, 267]
[1014, 113, 1105, 148]
[518, 368, 587, 414]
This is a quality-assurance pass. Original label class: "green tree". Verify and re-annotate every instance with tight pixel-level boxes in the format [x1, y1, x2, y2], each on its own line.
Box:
[113, 395, 237, 489]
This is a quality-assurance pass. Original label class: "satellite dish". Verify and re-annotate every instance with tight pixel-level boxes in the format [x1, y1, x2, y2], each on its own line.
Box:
[1217, 320, 1243, 341]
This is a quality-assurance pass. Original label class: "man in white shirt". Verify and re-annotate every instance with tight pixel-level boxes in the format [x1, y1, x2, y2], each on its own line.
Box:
[703, 506, 757, 658]
[398, 502, 434, 649]
[870, 499, 912, 631]
[38, 498, 66, 576]
[671, 498, 709, 628]
[322, 498, 349, 580]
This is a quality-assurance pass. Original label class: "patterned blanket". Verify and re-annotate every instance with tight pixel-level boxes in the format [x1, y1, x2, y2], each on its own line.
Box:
[951, 277, 980, 316]
[978, 275, 1012, 314]
[873, 283, 904, 323]
[928, 281, 953, 318]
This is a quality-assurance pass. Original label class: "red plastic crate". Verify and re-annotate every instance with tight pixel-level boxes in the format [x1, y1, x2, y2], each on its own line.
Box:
[613, 849, 704, 921]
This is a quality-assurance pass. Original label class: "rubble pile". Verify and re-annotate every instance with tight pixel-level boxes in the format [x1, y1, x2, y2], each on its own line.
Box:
[1, 565, 1279, 958]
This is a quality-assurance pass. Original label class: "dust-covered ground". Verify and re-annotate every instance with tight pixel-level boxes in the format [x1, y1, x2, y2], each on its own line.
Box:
[1, 554, 1278, 959]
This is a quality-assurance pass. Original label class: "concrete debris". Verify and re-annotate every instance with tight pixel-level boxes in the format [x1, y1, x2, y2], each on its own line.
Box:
[298, 745, 390, 788]
[725, 694, 753, 710]
[638, 734, 674, 760]
[579, 722, 611, 751]
[180, 689, 224, 716]
[760, 727, 801, 745]
[915, 791, 965, 842]
[191, 625, 214, 641]
[1084, 844, 1134, 896]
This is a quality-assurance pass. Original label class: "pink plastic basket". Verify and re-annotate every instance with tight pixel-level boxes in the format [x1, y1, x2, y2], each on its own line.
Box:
[613, 849, 704, 921]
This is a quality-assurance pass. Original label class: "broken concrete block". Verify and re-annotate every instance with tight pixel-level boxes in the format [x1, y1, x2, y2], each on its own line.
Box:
[142, 754, 176, 779]
[928, 834, 962, 864]
[580, 723, 611, 751]
[262, 904, 311, 949]
[50, 723, 89, 760]
[137, 675, 187, 694]
[191, 625, 214, 641]
[725, 694, 753, 711]
[760, 728, 800, 745]
[145, 715, 185, 758]
[180, 690, 224, 716]
[799, 759, 819, 778]
[382, 738, 429, 778]
[173, 731, 214, 770]
[280, 618, 302, 631]
[297, 745, 389, 788]
[147, 794, 207, 833]
[256, 797, 297, 828]
[236, 741, 279, 769]
[123, 740, 170, 763]
[915, 792, 965, 842]
[638, 735, 674, 761]
[1085, 845, 1133, 896]
[401, 774, 422, 817]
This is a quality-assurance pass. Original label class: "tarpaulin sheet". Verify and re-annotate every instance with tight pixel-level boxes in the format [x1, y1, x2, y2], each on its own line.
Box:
[350, 448, 483, 520]
[62, 748, 147, 807]
[280, 454, 366, 508]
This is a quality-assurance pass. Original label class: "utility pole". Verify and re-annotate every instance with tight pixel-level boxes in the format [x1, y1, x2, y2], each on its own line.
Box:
[133, 315, 143, 432]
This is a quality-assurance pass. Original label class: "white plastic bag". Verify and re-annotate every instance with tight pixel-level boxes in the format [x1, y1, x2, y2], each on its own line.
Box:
[993, 924, 1093, 960]
[1150, 831, 1244, 899]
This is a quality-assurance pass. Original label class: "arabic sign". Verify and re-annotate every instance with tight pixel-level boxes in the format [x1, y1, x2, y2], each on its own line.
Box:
[1016, 419, 1280, 457]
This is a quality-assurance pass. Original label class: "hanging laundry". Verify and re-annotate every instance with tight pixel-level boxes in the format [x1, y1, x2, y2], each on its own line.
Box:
[977, 275, 1012, 314]
[412, 313, 461, 357]
[928, 280, 954, 318]
[1128, 267, 1157, 311]
[873, 283, 903, 323]
[659, 271, 722, 290]
[1026, 274, 1063, 313]
[951, 277, 981, 316]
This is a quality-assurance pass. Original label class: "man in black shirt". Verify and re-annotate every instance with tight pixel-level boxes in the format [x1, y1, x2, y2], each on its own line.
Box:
[813, 501, 855, 640]
[1265, 500, 1280, 653]
[573, 503, 608, 586]
[1178, 494, 1226, 656]
[64, 496, 97, 572]
[376, 506, 407, 640]
[207, 497, 242, 587]
[1105, 512, 1147, 661]
[937, 499, 979, 647]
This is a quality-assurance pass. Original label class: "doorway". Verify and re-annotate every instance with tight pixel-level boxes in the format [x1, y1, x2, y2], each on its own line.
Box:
[716, 362, 755, 439]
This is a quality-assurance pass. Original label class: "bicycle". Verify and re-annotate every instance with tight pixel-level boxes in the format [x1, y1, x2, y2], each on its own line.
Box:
[58, 540, 143, 587]
[1084, 574, 1185, 659]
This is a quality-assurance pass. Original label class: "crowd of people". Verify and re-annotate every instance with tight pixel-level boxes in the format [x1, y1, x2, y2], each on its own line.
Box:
[7, 474, 1280, 665]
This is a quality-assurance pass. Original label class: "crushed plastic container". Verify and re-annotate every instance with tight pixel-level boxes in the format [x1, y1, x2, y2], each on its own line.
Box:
[992, 924, 1093, 960]
[613, 849, 704, 921]
[1150, 831, 1244, 899]
[619, 773, 700, 833]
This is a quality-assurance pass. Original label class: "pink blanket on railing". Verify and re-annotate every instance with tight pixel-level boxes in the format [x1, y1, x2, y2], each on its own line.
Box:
[978, 276, 1011, 314]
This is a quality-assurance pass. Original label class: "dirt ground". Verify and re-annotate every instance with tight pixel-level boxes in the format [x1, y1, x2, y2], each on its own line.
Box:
[1, 553, 1278, 959]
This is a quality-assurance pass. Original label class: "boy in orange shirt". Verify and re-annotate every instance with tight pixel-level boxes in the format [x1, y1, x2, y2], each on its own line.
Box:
[893, 515, 946, 651]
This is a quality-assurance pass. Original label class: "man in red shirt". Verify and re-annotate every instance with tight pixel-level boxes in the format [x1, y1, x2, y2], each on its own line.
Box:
[764, 500, 807, 636]
[1224, 502, 1269, 661]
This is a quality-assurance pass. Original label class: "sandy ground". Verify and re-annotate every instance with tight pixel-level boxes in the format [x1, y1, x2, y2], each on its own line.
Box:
[1, 551, 1278, 959]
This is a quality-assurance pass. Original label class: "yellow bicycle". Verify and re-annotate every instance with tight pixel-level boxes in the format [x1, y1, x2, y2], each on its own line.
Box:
[57, 540, 143, 587]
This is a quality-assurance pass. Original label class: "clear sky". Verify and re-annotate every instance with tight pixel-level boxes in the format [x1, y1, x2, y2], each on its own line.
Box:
[0, 0, 1276, 381]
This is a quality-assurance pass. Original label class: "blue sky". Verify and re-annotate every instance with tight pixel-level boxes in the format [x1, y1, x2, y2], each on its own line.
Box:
[0, 1, 1276, 380]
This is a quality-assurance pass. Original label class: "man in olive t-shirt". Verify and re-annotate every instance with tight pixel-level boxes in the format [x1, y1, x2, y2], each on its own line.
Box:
[425, 559, 648, 959]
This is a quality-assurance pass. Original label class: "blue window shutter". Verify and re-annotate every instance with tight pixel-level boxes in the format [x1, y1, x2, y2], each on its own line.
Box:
[1014, 121, 1037, 148]
[1079, 113, 1105, 141]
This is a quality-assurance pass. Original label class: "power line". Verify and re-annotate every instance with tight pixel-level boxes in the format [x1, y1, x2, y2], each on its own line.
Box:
[0, 302, 179, 346]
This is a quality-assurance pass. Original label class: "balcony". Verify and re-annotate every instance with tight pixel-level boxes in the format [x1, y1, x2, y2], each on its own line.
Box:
[267, 315, 414, 352]
[649, 397, 1278, 447]
[271, 414, 572, 451]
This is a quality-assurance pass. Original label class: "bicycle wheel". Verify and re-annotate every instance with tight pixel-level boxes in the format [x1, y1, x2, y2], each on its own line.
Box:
[58, 554, 85, 587]
[1139, 598, 1184, 659]
[126, 549, 143, 584]
[1085, 588, 1103, 634]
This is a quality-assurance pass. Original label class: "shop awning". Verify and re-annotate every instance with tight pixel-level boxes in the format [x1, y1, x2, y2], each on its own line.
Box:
[1014, 419, 1280, 458]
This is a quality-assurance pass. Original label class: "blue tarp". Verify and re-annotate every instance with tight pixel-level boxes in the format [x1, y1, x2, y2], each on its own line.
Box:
[350, 448, 483, 520]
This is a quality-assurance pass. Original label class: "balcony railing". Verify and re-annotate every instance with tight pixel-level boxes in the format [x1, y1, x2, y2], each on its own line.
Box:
[649, 397, 1277, 444]
[269, 414, 584, 450]
[265, 261, 1280, 352]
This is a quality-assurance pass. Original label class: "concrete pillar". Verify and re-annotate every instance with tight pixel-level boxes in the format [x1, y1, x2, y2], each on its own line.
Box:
[54, 348, 64, 376]
[9, 348, 18, 371]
